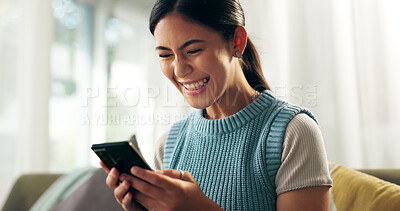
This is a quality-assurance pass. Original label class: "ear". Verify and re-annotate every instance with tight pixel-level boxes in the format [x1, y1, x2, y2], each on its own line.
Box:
[232, 26, 248, 58]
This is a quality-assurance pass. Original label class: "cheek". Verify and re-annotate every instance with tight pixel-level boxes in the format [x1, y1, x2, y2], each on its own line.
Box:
[199, 51, 230, 76]
[160, 61, 180, 88]
[160, 61, 174, 79]
[160, 62, 170, 77]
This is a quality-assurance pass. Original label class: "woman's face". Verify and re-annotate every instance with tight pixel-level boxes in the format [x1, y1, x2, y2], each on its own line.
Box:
[154, 13, 236, 109]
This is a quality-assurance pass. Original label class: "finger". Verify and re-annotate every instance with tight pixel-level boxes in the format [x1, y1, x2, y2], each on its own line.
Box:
[134, 191, 158, 211]
[106, 168, 120, 189]
[131, 167, 178, 190]
[121, 191, 141, 211]
[121, 191, 133, 209]
[114, 180, 130, 204]
[99, 161, 110, 174]
[121, 193, 147, 211]
[160, 169, 195, 182]
[121, 173, 165, 200]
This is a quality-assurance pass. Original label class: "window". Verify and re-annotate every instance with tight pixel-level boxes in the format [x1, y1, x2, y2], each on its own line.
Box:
[0, 0, 19, 203]
[49, 0, 191, 171]
[49, 0, 93, 171]
[0, 0, 191, 205]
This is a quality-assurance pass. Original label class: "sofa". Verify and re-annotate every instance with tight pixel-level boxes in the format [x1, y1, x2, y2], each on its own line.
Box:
[329, 164, 400, 211]
[2, 168, 122, 211]
[2, 165, 400, 211]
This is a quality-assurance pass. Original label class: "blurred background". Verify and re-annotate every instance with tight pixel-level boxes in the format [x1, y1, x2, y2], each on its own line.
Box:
[0, 0, 399, 206]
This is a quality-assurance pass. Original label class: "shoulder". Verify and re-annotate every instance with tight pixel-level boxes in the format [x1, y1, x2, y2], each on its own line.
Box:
[285, 113, 321, 142]
[167, 114, 194, 137]
[282, 113, 324, 162]
[157, 114, 193, 170]
[258, 91, 319, 138]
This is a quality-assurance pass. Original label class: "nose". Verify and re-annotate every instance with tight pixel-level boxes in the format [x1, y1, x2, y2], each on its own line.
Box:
[173, 55, 192, 78]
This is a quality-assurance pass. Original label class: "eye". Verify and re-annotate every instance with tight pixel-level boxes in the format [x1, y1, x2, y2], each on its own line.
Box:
[187, 49, 202, 54]
[159, 54, 173, 58]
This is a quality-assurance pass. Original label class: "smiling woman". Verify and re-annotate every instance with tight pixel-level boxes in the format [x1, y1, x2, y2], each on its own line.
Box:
[154, 13, 255, 116]
[101, 0, 332, 211]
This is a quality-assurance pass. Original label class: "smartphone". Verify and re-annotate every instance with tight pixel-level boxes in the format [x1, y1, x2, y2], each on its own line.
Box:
[91, 141, 152, 175]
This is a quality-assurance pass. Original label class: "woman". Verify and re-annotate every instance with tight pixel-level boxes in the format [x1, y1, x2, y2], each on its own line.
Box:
[102, 0, 332, 210]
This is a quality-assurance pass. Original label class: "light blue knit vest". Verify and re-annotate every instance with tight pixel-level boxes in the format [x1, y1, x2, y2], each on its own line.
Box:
[164, 90, 317, 210]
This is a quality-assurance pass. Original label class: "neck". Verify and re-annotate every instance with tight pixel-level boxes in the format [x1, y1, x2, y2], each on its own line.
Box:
[203, 60, 260, 119]
[204, 83, 257, 119]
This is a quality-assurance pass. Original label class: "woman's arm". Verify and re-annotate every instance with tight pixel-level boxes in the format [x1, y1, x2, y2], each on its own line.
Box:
[277, 186, 330, 211]
[275, 113, 332, 210]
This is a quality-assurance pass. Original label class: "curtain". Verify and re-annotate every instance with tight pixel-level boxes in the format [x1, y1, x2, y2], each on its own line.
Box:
[242, 0, 400, 168]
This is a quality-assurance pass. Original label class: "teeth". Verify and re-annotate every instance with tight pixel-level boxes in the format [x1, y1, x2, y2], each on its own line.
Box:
[183, 78, 209, 90]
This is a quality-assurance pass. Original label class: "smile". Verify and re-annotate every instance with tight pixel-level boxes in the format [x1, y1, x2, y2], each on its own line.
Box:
[181, 77, 210, 91]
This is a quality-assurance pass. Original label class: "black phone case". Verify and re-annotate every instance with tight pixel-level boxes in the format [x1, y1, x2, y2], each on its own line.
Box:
[91, 141, 152, 175]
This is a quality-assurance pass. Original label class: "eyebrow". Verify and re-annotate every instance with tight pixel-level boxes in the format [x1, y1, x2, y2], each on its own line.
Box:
[155, 39, 205, 51]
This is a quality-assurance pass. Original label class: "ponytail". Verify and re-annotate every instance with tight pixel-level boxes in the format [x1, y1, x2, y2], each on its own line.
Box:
[241, 38, 271, 91]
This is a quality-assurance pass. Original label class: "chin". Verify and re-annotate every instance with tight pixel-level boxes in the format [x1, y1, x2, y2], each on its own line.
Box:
[184, 97, 211, 110]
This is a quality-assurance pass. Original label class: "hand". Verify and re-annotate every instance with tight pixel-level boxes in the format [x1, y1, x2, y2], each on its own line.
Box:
[119, 166, 222, 211]
[100, 161, 145, 211]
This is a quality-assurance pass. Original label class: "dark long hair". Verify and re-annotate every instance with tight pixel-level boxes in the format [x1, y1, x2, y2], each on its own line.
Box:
[149, 0, 271, 92]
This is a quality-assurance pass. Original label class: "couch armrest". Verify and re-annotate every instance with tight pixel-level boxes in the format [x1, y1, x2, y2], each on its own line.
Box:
[2, 174, 62, 211]
[332, 165, 400, 211]
[357, 169, 400, 185]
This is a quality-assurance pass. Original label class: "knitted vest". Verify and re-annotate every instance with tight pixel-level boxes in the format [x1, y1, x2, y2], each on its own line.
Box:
[164, 90, 317, 210]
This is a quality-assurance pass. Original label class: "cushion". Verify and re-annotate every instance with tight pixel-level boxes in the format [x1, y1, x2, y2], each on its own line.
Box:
[51, 168, 123, 211]
[332, 165, 400, 211]
[30, 167, 98, 211]
[2, 174, 62, 211]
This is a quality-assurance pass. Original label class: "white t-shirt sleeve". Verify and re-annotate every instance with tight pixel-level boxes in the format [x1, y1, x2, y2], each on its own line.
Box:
[154, 131, 168, 170]
[275, 113, 333, 195]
